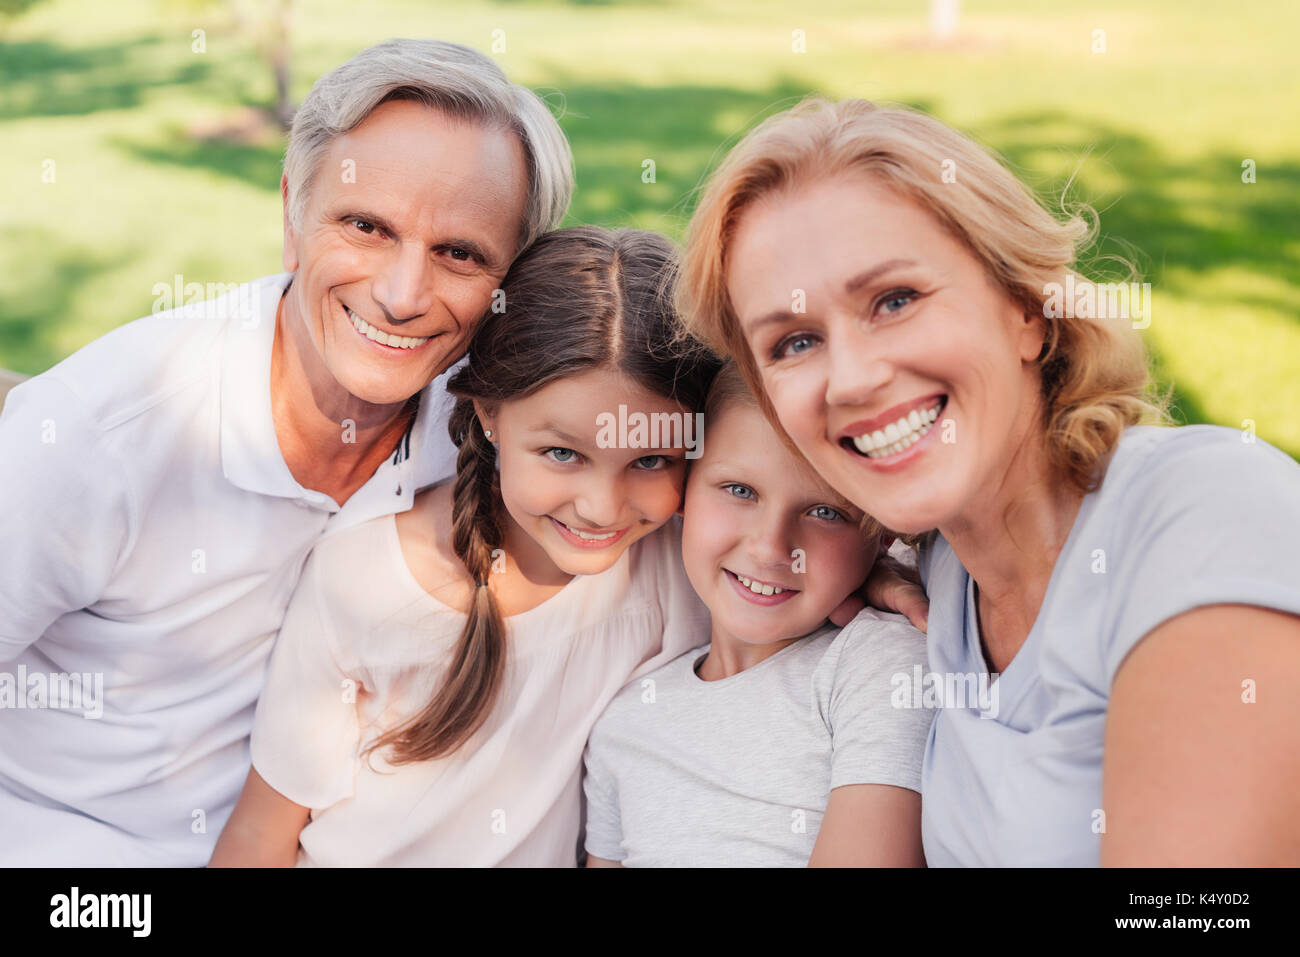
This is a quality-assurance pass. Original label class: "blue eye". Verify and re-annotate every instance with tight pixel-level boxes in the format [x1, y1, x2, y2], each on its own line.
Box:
[772, 333, 818, 360]
[879, 289, 917, 315]
[545, 447, 579, 464]
[633, 455, 670, 470]
[723, 483, 756, 501]
[809, 504, 844, 521]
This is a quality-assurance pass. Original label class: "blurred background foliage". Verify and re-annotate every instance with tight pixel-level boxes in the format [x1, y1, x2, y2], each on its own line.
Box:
[2, 0, 1297, 454]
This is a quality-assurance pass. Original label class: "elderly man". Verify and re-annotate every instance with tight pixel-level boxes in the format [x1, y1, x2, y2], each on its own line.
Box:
[0, 38, 572, 866]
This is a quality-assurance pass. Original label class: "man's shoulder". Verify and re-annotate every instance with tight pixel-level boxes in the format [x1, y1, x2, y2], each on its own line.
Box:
[24, 273, 288, 433]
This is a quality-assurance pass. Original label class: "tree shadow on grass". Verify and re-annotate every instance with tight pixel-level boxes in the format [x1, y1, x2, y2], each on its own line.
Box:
[973, 110, 1300, 316]
[0, 229, 137, 375]
[0, 35, 217, 122]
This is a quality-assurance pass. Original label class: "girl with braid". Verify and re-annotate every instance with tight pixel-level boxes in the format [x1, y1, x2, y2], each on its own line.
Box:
[211, 227, 719, 866]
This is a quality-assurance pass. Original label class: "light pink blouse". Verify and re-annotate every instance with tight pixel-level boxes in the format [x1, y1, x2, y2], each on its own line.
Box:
[250, 508, 707, 866]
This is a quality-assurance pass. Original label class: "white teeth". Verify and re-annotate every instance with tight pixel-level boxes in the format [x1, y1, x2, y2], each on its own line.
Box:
[734, 573, 784, 595]
[347, 307, 430, 350]
[850, 400, 944, 458]
[562, 522, 617, 541]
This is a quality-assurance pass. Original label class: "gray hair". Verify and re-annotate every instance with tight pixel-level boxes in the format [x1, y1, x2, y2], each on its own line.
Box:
[284, 38, 573, 254]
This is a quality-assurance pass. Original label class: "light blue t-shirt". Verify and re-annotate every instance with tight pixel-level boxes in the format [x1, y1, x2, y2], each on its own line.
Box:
[918, 424, 1300, 866]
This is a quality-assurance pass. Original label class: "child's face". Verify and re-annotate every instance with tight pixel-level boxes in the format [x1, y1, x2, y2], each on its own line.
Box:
[478, 367, 691, 578]
[681, 401, 880, 645]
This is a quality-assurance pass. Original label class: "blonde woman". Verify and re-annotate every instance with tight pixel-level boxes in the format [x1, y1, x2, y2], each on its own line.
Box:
[677, 96, 1300, 866]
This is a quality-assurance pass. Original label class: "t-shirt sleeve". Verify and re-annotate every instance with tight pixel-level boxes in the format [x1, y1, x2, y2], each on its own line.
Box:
[0, 376, 134, 655]
[249, 546, 363, 810]
[580, 717, 626, 862]
[1102, 427, 1300, 686]
[817, 612, 935, 793]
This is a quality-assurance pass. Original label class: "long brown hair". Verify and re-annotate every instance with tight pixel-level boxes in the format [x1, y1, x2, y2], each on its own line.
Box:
[366, 226, 719, 764]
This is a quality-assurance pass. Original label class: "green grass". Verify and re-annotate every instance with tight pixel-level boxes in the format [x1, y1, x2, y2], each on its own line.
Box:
[3, 0, 1298, 454]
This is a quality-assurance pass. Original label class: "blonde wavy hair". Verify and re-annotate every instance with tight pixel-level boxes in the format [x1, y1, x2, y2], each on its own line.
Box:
[676, 96, 1170, 498]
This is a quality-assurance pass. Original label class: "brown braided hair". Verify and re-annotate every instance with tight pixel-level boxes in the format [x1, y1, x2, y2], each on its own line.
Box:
[364, 226, 719, 763]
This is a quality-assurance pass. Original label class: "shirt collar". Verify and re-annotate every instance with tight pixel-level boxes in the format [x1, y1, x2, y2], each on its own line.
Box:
[326, 354, 464, 534]
[219, 271, 462, 512]
[219, 272, 301, 499]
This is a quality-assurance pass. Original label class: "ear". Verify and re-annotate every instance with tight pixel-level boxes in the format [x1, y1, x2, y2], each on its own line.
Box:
[281, 174, 300, 274]
[472, 399, 499, 440]
[1018, 305, 1048, 364]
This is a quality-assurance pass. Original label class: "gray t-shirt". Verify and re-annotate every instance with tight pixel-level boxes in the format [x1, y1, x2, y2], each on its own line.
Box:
[919, 424, 1300, 866]
[581, 608, 933, 867]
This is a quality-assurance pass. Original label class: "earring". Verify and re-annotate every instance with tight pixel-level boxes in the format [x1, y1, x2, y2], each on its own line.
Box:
[483, 428, 493, 439]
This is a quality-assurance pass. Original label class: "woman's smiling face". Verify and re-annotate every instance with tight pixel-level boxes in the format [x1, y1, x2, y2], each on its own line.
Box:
[724, 172, 1047, 535]
[476, 366, 692, 579]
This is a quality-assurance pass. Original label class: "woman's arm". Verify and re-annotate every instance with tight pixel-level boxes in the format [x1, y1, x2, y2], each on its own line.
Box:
[1102, 603, 1300, 865]
[808, 783, 924, 867]
[209, 768, 311, 867]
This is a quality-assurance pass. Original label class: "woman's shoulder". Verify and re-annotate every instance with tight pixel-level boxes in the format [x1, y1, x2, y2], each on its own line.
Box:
[1099, 424, 1300, 516]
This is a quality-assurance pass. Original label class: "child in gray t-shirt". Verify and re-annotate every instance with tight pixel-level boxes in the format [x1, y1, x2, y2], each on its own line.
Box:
[582, 364, 934, 867]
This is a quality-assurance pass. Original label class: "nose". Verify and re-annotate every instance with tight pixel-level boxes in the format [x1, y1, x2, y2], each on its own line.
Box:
[746, 506, 795, 570]
[370, 241, 436, 325]
[824, 316, 894, 407]
[573, 475, 626, 529]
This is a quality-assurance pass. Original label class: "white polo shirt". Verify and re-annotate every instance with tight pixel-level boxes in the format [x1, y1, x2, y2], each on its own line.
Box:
[0, 272, 460, 866]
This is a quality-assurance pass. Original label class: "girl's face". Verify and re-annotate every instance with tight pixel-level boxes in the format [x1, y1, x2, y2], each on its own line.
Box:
[724, 173, 1046, 535]
[681, 401, 877, 647]
[477, 367, 691, 579]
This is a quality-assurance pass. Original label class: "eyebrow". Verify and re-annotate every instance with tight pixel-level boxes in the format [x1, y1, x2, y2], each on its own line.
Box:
[334, 207, 497, 264]
[532, 423, 684, 453]
[531, 423, 587, 446]
[741, 258, 920, 335]
[701, 462, 860, 510]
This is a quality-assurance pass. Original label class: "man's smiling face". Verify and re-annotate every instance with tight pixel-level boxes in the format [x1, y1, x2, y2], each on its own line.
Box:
[280, 98, 530, 406]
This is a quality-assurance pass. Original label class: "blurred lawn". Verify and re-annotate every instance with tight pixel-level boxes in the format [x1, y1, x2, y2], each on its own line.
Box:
[2, 0, 1298, 454]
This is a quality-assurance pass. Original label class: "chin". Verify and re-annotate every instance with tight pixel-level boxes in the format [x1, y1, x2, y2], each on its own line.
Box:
[551, 549, 626, 577]
[870, 498, 954, 538]
[333, 366, 426, 407]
